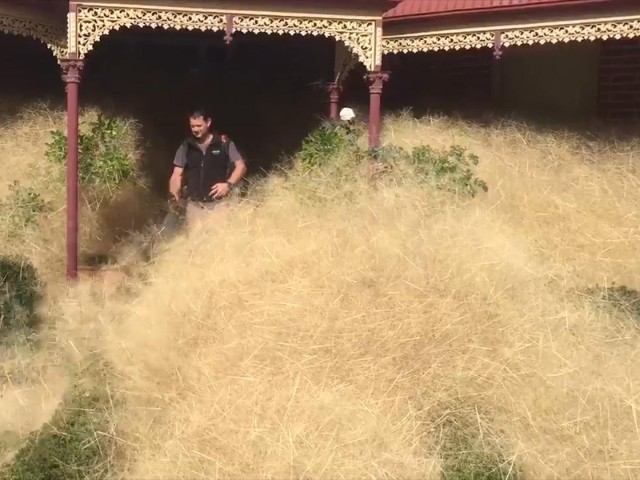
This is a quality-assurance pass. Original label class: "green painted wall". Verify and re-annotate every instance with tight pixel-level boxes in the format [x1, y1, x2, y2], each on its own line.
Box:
[496, 41, 601, 123]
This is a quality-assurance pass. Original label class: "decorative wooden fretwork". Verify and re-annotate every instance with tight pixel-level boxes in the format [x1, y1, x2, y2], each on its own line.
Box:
[501, 19, 640, 47]
[74, 5, 378, 70]
[383, 16, 640, 55]
[74, 6, 227, 57]
[382, 31, 494, 54]
[0, 13, 67, 61]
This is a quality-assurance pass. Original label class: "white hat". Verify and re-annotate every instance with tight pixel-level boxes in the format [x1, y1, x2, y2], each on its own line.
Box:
[339, 107, 356, 121]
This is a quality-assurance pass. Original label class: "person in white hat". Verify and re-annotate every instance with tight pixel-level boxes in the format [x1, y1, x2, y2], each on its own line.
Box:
[339, 107, 356, 122]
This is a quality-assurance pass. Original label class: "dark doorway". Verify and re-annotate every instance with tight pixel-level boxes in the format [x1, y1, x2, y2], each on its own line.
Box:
[79, 28, 349, 197]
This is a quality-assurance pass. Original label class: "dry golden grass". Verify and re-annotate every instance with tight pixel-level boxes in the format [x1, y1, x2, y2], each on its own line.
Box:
[0, 101, 69, 283]
[0, 100, 144, 285]
[2, 100, 639, 478]
[0, 101, 73, 464]
[0, 100, 143, 469]
[54, 112, 640, 479]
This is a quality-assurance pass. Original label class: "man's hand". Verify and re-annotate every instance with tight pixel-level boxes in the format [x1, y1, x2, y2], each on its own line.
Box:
[168, 196, 184, 215]
[210, 182, 230, 199]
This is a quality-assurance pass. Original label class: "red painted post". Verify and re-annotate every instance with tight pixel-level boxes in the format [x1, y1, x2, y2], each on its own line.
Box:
[224, 14, 235, 44]
[326, 82, 341, 120]
[366, 71, 389, 149]
[61, 59, 83, 280]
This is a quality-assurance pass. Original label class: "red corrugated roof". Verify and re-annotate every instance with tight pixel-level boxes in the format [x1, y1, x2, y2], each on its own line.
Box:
[384, 0, 604, 19]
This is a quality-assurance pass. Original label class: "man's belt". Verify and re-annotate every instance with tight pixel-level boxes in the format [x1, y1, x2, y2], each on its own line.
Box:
[188, 196, 216, 203]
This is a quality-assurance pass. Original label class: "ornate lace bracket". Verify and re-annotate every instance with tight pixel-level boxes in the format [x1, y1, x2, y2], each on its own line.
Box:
[0, 13, 67, 62]
[74, 5, 378, 70]
[383, 16, 640, 55]
[230, 14, 376, 70]
[75, 6, 227, 58]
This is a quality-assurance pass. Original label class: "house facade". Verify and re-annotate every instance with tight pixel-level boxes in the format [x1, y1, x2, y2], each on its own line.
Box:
[383, 0, 640, 122]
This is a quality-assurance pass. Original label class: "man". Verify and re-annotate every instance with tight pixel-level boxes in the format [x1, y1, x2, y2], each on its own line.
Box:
[339, 106, 359, 145]
[169, 108, 247, 228]
[339, 107, 356, 123]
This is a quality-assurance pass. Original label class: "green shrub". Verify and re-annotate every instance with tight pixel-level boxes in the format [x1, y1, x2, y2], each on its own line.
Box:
[373, 143, 488, 198]
[370, 144, 409, 164]
[0, 255, 43, 336]
[0, 181, 50, 231]
[299, 122, 346, 169]
[411, 145, 488, 197]
[438, 408, 521, 480]
[46, 114, 139, 190]
[298, 121, 364, 170]
[295, 123, 488, 198]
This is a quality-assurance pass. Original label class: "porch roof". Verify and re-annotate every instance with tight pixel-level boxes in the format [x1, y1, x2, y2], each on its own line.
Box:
[70, 0, 402, 18]
[382, 0, 640, 56]
[67, 0, 403, 69]
[5, 0, 66, 13]
[384, 0, 622, 22]
[0, 0, 67, 22]
[0, 0, 67, 60]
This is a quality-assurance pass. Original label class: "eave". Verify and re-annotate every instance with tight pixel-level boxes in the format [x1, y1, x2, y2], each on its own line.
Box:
[384, 0, 634, 24]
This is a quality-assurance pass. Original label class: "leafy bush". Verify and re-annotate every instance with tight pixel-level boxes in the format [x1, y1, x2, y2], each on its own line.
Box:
[0, 181, 49, 230]
[0, 255, 43, 336]
[46, 114, 139, 190]
[299, 122, 347, 169]
[298, 121, 365, 169]
[373, 144, 488, 198]
[297, 123, 488, 198]
[410, 145, 489, 197]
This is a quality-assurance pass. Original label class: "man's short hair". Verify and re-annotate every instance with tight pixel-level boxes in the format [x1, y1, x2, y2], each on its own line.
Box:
[189, 108, 212, 121]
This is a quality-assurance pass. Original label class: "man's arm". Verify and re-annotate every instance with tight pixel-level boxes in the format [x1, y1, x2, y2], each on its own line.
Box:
[227, 141, 247, 185]
[211, 140, 247, 199]
[169, 143, 187, 201]
[169, 166, 184, 202]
